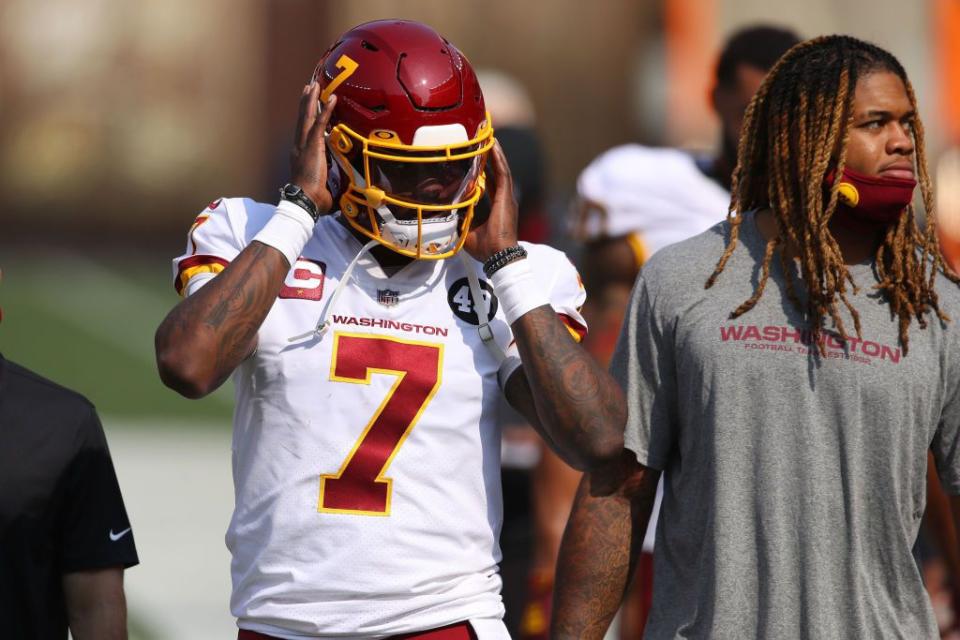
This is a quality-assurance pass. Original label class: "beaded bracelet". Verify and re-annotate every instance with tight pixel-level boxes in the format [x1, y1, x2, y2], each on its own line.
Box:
[483, 245, 528, 278]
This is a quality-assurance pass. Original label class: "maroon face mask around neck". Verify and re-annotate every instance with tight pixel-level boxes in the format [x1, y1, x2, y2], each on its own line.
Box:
[824, 166, 917, 225]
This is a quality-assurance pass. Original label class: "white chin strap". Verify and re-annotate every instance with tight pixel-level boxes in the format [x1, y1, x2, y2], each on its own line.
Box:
[382, 213, 459, 256]
[288, 238, 379, 343]
[334, 148, 459, 257]
[460, 252, 506, 364]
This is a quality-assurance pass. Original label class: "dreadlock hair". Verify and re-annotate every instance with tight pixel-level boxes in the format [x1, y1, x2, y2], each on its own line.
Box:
[705, 34, 960, 355]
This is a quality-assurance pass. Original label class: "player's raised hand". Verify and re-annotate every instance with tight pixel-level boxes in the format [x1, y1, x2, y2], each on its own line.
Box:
[290, 82, 337, 214]
[464, 139, 519, 262]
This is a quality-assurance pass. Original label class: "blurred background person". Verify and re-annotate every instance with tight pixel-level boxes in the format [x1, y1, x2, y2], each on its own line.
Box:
[572, 23, 801, 387]
[478, 70, 551, 244]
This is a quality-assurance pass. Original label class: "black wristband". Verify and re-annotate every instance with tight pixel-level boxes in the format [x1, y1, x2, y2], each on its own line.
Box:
[279, 183, 321, 221]
[483, 245, 527, 278]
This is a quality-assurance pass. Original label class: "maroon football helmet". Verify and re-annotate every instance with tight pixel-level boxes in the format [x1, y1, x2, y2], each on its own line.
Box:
[313, 20, 494, 259]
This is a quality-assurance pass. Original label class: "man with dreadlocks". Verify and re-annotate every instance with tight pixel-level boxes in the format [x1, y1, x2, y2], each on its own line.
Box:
[552, 35, 960, 639]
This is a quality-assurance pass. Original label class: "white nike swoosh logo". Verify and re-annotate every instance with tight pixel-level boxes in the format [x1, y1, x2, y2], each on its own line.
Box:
[109, 527, 132, 542]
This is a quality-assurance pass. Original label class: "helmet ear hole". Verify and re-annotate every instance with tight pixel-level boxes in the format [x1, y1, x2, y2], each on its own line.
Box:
[341, 195, 360, 218]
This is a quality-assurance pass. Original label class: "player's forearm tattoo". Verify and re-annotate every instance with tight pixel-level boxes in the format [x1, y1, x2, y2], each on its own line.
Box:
[156, 241, 288, 394]
[552, 456, 657, 639]
[512, 306, 626, 468]
[201, 243, 286, 370]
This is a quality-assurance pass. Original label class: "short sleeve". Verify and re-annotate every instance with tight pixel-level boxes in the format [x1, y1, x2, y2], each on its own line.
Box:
[536, 245, 588, 343]
[932, 346, 960, 494]
[496, 244, 588, 385]
[610, 275, 678, 470]
[59, 407, 139, 572]
[171, 197, 246, 297]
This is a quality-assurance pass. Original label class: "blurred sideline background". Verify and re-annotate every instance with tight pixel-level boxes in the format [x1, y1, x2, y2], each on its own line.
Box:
[2, 1, 959, 638]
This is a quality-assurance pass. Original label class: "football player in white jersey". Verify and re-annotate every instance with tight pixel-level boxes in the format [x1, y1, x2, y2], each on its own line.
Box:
[154, 19, 625, 640]
[520, 26, 801, 640]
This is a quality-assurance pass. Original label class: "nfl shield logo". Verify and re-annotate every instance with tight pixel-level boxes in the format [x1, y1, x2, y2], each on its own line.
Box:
[377, 288, 400, 307]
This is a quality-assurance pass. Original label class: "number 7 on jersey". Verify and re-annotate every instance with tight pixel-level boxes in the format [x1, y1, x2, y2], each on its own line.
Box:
[319, 333, 443, 516]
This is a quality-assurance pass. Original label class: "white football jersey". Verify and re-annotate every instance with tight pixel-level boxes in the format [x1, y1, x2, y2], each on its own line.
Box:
[172, 198, 587, 639]
[572, 144, 730, 258]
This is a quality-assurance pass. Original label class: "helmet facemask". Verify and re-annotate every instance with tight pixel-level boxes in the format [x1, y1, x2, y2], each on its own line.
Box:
[329, 115, 494, 259]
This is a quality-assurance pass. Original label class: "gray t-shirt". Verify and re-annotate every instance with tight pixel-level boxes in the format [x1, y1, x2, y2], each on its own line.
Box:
[614, 210, 960, 639]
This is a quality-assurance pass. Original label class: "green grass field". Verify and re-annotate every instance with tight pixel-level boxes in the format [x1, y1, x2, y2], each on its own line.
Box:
[0, 250, 232, 422]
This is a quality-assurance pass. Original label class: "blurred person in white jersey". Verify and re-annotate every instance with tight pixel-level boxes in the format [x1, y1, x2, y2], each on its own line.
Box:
[154, 19, 625, 640]
[529, 26, 798, 639]
[572, 24, 801, 367]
